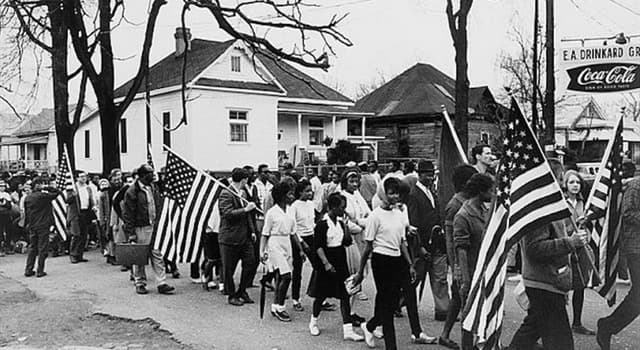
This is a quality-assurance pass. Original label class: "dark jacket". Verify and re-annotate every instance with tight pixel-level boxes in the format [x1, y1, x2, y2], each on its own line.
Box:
[24, 190, 59, 231]
[218, 186, 255, 246]
[66, 193, 81, 236]
[122, 180, 162, 237]
[522, 220, 575, 294]
[453, 197, 489, 277]
[407, 182, 445, 256]
[622, 177, 640, 256]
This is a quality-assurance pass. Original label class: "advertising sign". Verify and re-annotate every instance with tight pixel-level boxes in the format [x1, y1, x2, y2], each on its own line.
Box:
[559, 44, 640, 94]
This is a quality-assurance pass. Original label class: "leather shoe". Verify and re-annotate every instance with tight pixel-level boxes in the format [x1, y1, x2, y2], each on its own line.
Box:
[78, 258, 89, 263]
[238, 292, 255, 304]
[228, 297, 244, 306]
[136, 285, 148, 294]
[24, 270, 35, 277]
[157, 284, 175, 294]
[70, 257, 79, 264]
[596, 319, 611, 350]
[438, 336, 460, 349]
[36, 272, 47, 278]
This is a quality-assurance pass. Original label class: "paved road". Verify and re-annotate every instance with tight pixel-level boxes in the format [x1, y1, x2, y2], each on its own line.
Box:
[0, 251, 637, 349]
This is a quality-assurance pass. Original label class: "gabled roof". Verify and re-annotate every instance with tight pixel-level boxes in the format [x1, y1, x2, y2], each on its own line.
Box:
[354, 63, 455, 117]
[354, 63, 496, 119]
[12, 104, 91, 137]
[556, 98, 610, 129]
[12, 108, 54, 136]
[114, 39, 235, 99]
[113, 38, 352, 103]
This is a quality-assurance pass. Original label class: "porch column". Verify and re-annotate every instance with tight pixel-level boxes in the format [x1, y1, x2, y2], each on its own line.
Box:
[361, 116, 366, 143]
[332, 116, 337, 145]
[297, 113, 303, 148]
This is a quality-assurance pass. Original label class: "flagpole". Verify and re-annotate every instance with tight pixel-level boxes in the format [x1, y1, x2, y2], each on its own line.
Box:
[161, 145, 264, 214]
[441, 105, 469, 164]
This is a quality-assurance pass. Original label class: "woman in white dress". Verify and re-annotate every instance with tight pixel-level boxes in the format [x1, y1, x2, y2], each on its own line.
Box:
[260, 181, 303, 322]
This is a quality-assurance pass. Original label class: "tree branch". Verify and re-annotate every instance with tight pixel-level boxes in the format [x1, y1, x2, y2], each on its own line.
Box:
[116, 0, 166, 117]
[71, 71, 87, 130]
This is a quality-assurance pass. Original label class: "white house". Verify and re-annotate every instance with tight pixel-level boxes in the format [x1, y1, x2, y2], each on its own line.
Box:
[0, 104, 93, 173]
[75, 28, 370, 174]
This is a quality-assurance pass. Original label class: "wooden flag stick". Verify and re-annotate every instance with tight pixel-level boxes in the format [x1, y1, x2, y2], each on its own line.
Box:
[440, 105, 469, 164]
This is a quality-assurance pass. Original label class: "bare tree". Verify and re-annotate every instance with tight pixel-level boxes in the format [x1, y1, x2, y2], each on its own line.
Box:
[66, 0, 352, 174]
[446, 0, 473, 153]
[1, 0, 88, 168]
[354, 70, 387, 100]
[622, 93, 640, 121]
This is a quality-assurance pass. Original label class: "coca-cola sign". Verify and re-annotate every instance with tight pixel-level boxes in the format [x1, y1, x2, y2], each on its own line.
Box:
[566, 63, 640, 93]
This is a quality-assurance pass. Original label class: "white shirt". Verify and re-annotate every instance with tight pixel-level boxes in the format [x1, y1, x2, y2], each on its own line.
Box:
[310, 176, 323, 213]
[342, 190, 371, 233]
[364, 207, 408, 257]
[207, 201, 221, 233]
[77, 183, 92, 210]
[255, 179, 273, 214]
[289, 199, 316, 237]
[416, 181, 435, 208]
[324, 214, 345, 248]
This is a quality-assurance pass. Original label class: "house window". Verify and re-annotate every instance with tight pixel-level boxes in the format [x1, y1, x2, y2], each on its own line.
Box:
[231, 56, 241, 72]
[163, 112, 171, 148]
[398, 125, 410, 157]
[120, 118, 128, 153]
[84, 130, 90, 158]
[229, 110, 248, 143]
[309, 119, 324, 146]
[480, 131, 489, 145]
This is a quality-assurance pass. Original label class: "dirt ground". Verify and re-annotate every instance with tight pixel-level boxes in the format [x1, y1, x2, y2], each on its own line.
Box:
[0, 275, 192, 350]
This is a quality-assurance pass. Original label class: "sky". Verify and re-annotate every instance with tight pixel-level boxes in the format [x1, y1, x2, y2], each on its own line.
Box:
[2, 0, 640, 114]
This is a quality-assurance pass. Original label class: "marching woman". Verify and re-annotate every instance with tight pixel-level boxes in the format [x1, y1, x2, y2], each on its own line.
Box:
[354, 177, 416, 350]
[260, 181, 303, 322]
[341, 169, 371, 324]
[563, 170, 596, 336]
[289, 179, 316, 311]
[308, 192, 364, 342]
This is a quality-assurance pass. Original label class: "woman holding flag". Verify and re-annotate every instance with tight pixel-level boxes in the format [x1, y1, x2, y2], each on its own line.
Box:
[563, 170, 596, 336]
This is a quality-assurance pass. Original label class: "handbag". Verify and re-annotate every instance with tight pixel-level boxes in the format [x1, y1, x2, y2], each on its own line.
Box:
[115, 243, 149, 266]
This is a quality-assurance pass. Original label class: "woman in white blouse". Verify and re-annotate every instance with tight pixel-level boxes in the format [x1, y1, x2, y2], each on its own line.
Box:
[260, 182, 303, 322]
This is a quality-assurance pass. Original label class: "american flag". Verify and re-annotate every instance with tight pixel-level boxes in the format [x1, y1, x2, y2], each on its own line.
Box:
[461, 98, 572, 348]
[584, 113, 624, 306]
[52, 146, 74, 241]
[147, 143, 154, 168]
[153, 149, 222, 263]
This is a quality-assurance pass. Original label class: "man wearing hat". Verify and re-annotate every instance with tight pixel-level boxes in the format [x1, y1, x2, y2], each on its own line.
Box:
[122, 164, 175, 295]
[218, 167, 258, 306]
[406, 160, 450, 321]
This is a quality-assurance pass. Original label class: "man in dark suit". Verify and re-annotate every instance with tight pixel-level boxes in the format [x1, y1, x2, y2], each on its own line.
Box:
[407, 160, 450, 321]
[219, 167, 258, 306]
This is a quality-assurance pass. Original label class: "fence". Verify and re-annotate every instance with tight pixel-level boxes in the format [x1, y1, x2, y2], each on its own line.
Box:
[0, 160, 52, 173]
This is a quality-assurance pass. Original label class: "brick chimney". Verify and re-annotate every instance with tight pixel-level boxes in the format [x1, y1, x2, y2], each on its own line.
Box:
[174, 27, 192, 57]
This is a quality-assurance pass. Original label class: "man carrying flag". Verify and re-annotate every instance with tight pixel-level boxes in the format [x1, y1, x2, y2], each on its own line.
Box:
[461, 98, 584, 349]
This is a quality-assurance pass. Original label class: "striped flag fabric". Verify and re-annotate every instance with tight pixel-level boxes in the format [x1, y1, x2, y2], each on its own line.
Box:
[584, 113, 624, 306]
[153, 149, 222, 263]
[147, 143, 154, 169]
[52, 147, 74, 241]
[461, 98, 572, 348]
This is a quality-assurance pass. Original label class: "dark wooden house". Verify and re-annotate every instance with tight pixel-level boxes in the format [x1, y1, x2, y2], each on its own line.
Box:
[354, 63, 504, 161]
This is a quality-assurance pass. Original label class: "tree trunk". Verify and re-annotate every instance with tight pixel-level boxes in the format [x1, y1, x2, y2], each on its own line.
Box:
[96, 91, 121, 175]
[48, 2, 73, 170]
[453, 14, 469, 153]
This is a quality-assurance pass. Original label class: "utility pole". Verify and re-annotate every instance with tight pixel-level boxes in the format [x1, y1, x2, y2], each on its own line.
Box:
[532, 0, 539, 136]
[543, 0, 555, 154]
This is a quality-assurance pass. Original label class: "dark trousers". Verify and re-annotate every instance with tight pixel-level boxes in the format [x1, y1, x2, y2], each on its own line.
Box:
[69, 230, 87, 259]
[292, 237, 304, 301]
[25, 228, 50, 274]
[366, 253, 404, 350]
[220, 241, 257, 299]
[399, 260, 422, 337]
[442, 280, 462, 338]
[599, 254, 640, 335]
[509, 287, 574, 350]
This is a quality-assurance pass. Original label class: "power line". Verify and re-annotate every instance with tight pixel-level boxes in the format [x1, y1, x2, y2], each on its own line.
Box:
[569, 0, 614, 32]
[609, 0, 640, 17]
